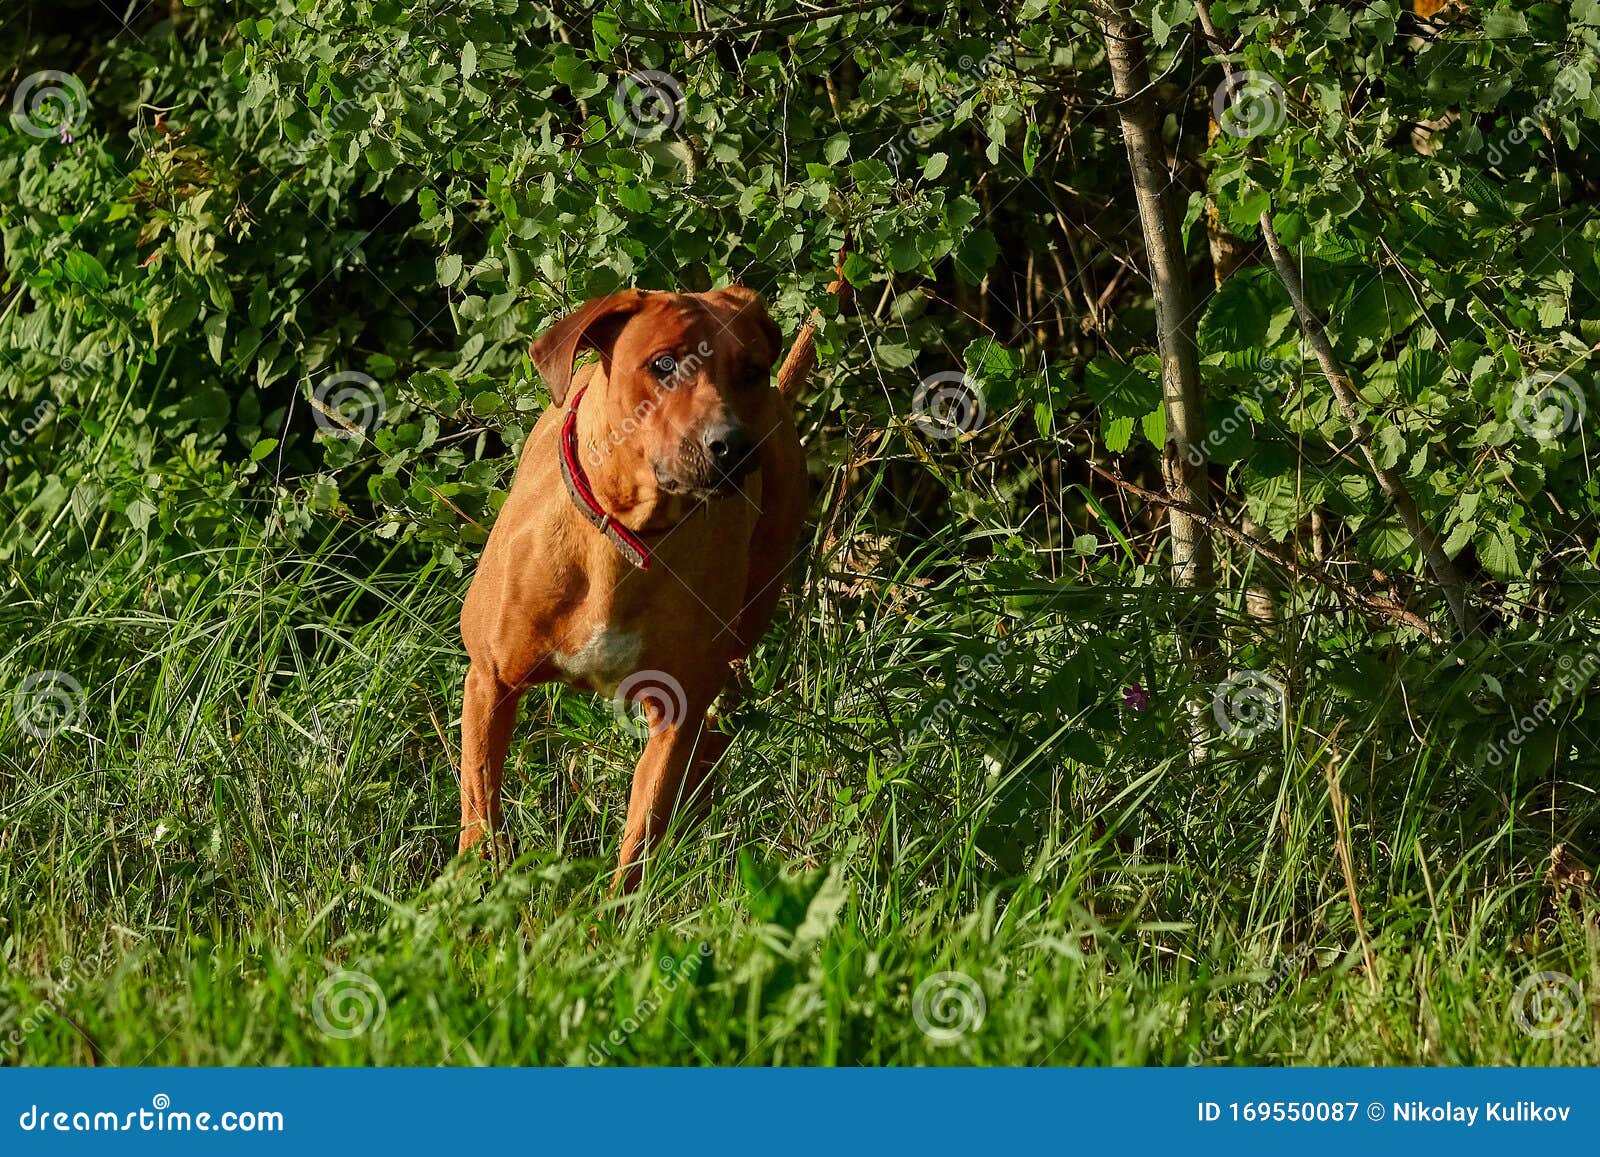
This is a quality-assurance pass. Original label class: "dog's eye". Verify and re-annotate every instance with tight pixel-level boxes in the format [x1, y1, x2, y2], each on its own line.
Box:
[650, 354, 678, 377]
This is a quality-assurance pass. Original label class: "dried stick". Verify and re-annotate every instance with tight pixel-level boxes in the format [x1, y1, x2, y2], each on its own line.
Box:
[1324, 725, 1381, 995]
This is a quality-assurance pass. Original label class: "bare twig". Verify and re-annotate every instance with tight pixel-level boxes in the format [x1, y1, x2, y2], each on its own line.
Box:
[1086, 462, 1444, 641]
[620, 0, 898, 43]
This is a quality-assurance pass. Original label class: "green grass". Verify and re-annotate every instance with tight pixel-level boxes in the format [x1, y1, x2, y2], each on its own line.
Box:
[2, 500, 1597, 1066]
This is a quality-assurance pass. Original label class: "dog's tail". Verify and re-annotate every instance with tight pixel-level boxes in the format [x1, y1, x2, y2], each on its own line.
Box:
[776, 234, 853, 401]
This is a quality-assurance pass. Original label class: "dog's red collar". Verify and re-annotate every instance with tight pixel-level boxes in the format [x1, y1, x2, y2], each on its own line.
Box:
[559, 385, 653, 571]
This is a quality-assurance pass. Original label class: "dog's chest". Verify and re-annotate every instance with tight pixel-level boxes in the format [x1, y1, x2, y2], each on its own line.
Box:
[551, 622, 644, 694]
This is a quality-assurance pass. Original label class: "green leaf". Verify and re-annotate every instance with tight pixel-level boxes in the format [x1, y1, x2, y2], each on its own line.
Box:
[842, 252, 873, 288]
[365, 138, 402, 172]
[150, 295, 201, 347]
[1085, 357, 1161, 453]
[1102, 415, 1135, 453]
[1475, 525, 1523, 579]
[1151, 0, 1193, 46]
[1022, 121, 1041, 175]
[204, 313, 227, 365]
[437, 253, 464, 286]
[954, 229, 998, 284]
[874, 342, 918, 369]
[1199, 268, 1281, 352]
[888, 232, 921, 273]
[1483, 5, 1529, 40]
[64, 250, 109, 291]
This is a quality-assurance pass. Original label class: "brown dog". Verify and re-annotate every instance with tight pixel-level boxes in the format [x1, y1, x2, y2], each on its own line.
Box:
[457, 287, 809, 891]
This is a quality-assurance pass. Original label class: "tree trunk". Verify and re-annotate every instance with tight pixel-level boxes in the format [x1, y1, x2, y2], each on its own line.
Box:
[1096, 2, 1215, 623]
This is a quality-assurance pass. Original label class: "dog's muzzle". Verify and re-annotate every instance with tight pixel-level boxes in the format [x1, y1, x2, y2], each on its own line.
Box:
[657, 422, 758, 497]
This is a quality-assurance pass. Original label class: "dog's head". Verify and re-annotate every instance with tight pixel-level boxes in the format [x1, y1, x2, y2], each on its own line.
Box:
[530, 288, 784, 498]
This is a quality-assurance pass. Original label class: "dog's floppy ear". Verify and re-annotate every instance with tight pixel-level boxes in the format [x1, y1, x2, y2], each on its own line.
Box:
[710, 286, 784, 370]
[529, 291, 648, 406]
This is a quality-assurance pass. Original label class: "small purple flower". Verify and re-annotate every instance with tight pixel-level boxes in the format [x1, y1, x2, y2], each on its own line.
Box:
[1122, 683, 1149, 712]
[59, 125, 74, 144]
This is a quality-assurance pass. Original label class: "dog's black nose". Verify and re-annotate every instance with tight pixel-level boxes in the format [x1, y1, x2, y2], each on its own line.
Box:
[703, 422, 755, 477]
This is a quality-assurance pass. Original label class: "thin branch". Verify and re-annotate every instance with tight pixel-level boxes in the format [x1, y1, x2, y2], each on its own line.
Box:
[1193, 0, 1477, 639]
[620, 0, 899, 43]
[778, 234, 853, 397]
[1086, 462, 1445, 642]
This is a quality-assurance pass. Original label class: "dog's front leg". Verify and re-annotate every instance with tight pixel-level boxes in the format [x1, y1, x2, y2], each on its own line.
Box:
[611, 694, 718, 893]
[458, 662, 522, 860]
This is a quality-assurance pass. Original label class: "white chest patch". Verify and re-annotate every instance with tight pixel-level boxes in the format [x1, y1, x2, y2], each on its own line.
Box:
[551, 624, 643, 694]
